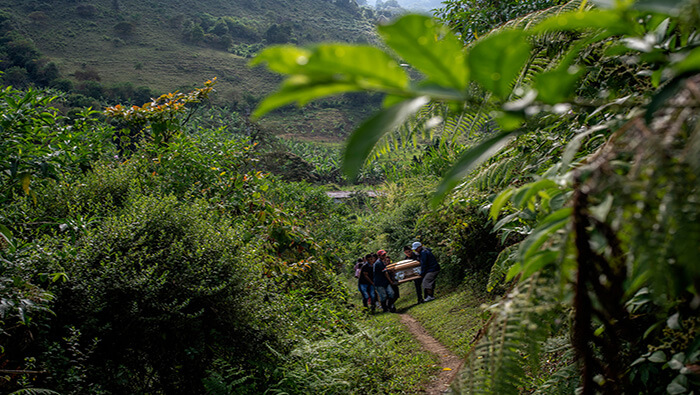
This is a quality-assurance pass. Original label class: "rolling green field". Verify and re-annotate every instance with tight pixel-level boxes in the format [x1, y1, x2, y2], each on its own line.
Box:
[3, 0, 380, 134]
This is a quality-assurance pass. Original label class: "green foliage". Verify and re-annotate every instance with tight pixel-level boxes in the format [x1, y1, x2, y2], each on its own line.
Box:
[377, 14, 468, 90]
[0, 86, 114, 205]
[46, 193, 266, 393]
[0, 71, 430, 392]
[265, 23, 293, 44]
[256, 1, 700, 393]
[264, 316, 438, 394]
[435, 0, 567, 41]
[456, 275, 567, 394]
[105, 79, 216, 147]
[0, 24, 63, 89]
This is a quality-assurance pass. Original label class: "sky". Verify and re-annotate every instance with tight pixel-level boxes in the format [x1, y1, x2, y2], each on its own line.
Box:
[382, 0, 444, 12]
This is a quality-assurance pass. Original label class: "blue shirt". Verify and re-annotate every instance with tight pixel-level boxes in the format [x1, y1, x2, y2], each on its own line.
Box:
[419, 248, 440, 275]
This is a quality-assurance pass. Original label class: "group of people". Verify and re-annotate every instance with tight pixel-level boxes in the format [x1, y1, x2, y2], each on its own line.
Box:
[354, 242, 441, 313]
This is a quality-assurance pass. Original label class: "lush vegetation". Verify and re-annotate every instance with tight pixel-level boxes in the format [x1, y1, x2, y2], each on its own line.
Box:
[0, 80, 438, 393]
[254, 0, 700, 392]
[3, 0, 700, 393]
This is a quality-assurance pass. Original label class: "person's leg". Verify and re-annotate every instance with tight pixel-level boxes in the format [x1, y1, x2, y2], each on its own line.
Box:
[422, 271, 438, 301]
[386, 285, 396, 312]
[359, 284, 370, 308]
[376, 286, 389, 312]
[414, 278, 423, 304]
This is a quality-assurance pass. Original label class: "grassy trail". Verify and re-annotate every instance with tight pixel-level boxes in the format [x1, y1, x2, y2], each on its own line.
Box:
[351, 277, 489, 392]
[399, 313, 463, 394]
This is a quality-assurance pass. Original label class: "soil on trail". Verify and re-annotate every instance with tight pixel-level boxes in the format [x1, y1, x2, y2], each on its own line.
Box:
[400, 314, 463, 394]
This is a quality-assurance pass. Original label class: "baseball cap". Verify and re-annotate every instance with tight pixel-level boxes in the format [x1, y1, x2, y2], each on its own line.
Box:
[411, 242, 422, 250]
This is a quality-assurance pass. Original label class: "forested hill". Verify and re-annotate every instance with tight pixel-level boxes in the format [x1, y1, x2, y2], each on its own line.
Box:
[1, 0, 377, 112]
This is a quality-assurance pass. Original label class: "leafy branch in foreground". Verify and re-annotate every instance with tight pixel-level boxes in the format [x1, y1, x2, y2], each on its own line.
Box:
[254, 0, 700, 393]
[252, 1, 700, 204]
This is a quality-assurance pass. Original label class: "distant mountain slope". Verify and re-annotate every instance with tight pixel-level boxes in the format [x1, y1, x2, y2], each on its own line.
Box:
[2, 0, 380, 133]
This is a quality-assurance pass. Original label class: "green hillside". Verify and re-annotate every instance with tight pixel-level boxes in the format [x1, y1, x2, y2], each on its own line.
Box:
[1, 0, 380, 134]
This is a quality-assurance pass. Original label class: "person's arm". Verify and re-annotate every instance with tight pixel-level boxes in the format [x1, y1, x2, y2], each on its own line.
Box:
[419, 251, 427, 276]
[362, 271, 374, 285]
[383, 270, 394, 285]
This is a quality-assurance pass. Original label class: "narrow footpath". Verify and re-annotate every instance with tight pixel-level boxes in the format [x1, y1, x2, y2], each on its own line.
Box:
[399, 314, 463, 394]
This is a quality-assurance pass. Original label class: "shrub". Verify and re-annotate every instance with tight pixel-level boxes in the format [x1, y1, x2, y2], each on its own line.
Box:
[28, 11, 49, 23]
[210, 19, 229, 36]
[265, 23, 292, 44]
[35, 61, 60, 86]
[184, 21, 204, 43]
[74, 68, 100, 81]
[47, 194, 274, 393]
[113, 21, 134, 36]
[50, 78, 74, 92]
[75, 4, 98, 17]
[76, 80, 103, 99]
[417, 199, 502, 288]
[1, 66, 28, 87]
[223, 17, 260, 42]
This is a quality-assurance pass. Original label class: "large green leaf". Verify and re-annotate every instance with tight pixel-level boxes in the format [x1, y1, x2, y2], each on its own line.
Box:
[592, 0, 685, 16]
[378, 15, 468, 90]
[673, 46, 700, 75]
[251, 44, 409, 118]
[532, 10, 641, 36]
[249, 45, 312, 74]
[518, 207, 572, 262]
[342, 96, 430, 180]
[468, 30, 532, 99]
[506, 250, 559, 282]
[512, 179, 558, 209]
[253, 80, 360, 119]
[432, 130, 519, 205]
[490, 188, 514, 221]
[308, 45, 410, 89]
[253, 44, 408, 88]
[534, 65, 584, 105]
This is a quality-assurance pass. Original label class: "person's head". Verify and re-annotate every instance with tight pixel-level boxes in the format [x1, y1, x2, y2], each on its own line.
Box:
[411, 241, 423, 252]
[377, 249, 386, 258]
[366, 253, 376, 263]
[403, 245, 412, 257]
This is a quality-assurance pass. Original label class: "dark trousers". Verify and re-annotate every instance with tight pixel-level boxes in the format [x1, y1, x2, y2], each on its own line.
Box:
[414, 278, 423, 303]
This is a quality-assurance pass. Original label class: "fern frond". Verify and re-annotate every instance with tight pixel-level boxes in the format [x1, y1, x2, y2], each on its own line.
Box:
[455, 275, 566, 394]
[501, 0, 588, 31]
[486, 244, 518, 292]
[533, 346, 578, 394]
[9, 389, 61, 395]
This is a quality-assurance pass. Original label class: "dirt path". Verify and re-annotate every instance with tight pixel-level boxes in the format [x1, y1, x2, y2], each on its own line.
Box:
[399, 314, 463, 394]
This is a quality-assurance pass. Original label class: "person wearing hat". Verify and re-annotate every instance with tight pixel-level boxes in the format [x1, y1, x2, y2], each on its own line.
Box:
[373, 250, 396, 312]
[412, 241, 440, 302]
